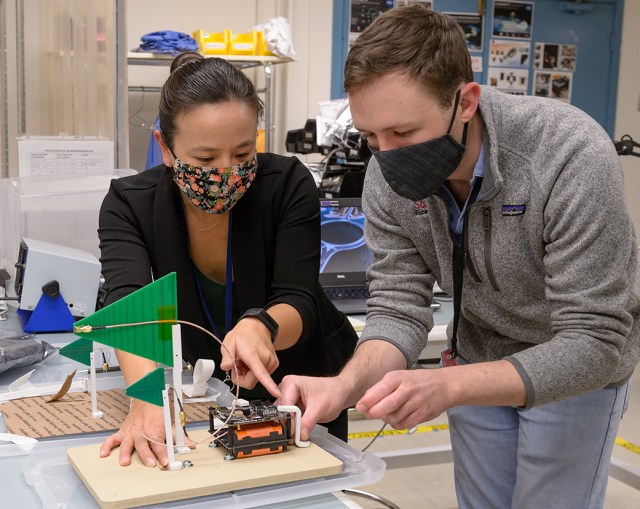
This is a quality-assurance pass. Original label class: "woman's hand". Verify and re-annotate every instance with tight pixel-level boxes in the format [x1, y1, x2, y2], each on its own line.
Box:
[99, 399, 169, 467]
[219, 317, 281, 397]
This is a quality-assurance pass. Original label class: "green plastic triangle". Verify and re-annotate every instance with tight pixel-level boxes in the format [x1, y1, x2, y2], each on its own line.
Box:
[125, 367, 166, 406]
[73, 273, 178, 366]
[59, 338, 93, 366]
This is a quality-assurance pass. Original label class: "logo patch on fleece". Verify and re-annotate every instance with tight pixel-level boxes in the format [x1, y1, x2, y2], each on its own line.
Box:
[502, 204, 526, 216]
[414, 200, 429, 216]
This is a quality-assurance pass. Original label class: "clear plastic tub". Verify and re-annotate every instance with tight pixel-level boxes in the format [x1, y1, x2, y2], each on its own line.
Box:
[12, 425, 385, 508]
[0, 169, 136, 285]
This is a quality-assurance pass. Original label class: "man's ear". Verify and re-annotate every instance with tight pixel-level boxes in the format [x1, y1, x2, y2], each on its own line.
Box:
[154, 130, 174, 168]
[459, 82, 481, 123]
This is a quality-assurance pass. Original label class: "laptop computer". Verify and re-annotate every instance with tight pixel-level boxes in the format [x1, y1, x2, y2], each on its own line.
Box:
[318, 197, 442, 315]
[319, 198, 372, 314]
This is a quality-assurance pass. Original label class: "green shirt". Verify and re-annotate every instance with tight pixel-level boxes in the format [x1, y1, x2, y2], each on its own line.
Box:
[193, 265, 271, 400]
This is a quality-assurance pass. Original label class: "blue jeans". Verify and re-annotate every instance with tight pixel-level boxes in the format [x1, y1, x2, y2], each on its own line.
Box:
[447, 373, 631, 509]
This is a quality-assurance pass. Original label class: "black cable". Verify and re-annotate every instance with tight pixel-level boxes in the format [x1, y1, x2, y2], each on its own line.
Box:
[361, 421, 387, 452]
[0, 297, 20, 301]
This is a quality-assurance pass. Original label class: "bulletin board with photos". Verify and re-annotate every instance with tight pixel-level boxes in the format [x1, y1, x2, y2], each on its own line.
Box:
[332, 0, 624, 136]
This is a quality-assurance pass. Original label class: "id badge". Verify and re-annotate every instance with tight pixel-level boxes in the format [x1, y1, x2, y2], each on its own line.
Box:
[441, 348, 457, 367]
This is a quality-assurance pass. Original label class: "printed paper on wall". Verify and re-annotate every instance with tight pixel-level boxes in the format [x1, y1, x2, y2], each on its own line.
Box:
[489, 39, 530, 68]
[492, 1, 534, 39]
[534, 42, 577, 71]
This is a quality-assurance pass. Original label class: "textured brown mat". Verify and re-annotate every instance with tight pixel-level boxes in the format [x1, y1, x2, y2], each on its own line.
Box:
[1, 389, 211, 439]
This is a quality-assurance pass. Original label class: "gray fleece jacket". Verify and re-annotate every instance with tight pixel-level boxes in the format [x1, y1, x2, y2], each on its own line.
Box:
[360, 85, 640, 409]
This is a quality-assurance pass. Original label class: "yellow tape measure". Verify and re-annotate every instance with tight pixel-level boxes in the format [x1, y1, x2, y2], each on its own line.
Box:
[350, 425, 640, 455]
[348, 423, 449, 440]
[615, 437, 640, 455]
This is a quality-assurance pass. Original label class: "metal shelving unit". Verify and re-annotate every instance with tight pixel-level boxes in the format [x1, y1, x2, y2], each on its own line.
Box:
[1, 0, 292, 175]
[127, 52, 292, 153]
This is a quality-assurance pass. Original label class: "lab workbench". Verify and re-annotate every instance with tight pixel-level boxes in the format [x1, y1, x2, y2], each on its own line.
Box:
[0, 307, 381, 508]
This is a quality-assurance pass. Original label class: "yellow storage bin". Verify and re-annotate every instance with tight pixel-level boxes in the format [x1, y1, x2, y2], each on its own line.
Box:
[229, 30, 259, 56]
[193, 28, 230, 55]
[256, 128, 266, 152]
[257, 31, 276, 57]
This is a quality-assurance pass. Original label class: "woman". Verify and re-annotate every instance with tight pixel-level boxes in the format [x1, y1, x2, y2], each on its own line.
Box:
[98, 52, 357, 468]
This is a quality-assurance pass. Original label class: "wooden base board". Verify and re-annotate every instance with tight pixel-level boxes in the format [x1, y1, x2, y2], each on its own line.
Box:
[67, 429, 343, 509]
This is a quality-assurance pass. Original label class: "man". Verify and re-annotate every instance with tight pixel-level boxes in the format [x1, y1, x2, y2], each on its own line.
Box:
[279, 6, 639, 509]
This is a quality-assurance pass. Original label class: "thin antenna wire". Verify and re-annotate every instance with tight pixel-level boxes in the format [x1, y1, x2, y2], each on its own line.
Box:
[91, 319, 241, 445]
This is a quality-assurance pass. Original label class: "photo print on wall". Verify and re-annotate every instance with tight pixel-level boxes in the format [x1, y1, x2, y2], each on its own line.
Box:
[446, 13, 484, 52]
[534, 42, 577, 72]
[492, 1, 534, 39]
[489, 40, 530, 68]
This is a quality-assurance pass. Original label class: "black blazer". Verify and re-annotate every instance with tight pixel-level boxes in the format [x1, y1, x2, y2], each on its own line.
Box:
[98, 153, 357, 383]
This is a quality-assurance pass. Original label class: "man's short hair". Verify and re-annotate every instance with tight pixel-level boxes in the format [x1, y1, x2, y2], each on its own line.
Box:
[344, 6, 474, 108]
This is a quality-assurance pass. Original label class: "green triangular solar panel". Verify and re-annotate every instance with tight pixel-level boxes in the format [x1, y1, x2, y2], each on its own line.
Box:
[73, 273, 177, 366]
[59, 338, 93, 366]
[125, 367, 166, 406]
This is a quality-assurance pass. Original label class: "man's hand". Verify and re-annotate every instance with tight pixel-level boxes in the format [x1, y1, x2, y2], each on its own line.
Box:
[356, 369, 450, 429]
[356, 360, 527, 429]
[277, 375, 352, 440]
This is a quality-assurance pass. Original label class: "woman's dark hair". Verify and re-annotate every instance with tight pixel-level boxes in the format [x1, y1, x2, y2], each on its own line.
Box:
[159, 51, 264, 148]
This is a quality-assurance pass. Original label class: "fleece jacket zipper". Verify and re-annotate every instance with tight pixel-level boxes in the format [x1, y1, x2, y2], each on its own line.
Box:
[463, 204, 482, 283]
[483, 207, 500, 291]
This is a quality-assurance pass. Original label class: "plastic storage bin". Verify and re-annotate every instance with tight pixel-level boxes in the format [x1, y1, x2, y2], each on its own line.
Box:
[0, 169, 136, 288]
[229, 29, 259, 56]
[193, 28, 231, 55]
[257, 30, 276, 56]
[16, 425, 385, 508]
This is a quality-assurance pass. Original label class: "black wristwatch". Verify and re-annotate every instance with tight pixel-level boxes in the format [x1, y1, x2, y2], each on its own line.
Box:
[240, 308, 279, 343]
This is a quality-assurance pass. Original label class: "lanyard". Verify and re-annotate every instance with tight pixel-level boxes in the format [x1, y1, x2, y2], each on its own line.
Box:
[193, 211, 234, 338]
[450, 177, 483, 358]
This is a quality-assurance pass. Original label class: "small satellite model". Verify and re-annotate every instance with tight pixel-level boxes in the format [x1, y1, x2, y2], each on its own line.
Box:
[59, 273, 308, 471]
[210, 400, 292, 460]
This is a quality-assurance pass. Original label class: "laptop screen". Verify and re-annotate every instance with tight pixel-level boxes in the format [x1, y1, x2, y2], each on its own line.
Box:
[319, 198, 374, 287]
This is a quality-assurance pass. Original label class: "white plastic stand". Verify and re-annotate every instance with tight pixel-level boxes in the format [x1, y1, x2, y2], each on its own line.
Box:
[162, 387, 184, 471]
[157, 324, 190, 470]
[89, 352, 103, 419]
[276, 405, 310, 448]
[171, 324, 190, 454]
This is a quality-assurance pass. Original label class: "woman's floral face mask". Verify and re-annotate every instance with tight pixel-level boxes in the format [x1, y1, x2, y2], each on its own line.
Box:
[171, 153, 257, 214]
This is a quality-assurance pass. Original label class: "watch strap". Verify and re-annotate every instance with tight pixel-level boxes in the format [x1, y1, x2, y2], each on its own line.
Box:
[240, 308, 279, 343]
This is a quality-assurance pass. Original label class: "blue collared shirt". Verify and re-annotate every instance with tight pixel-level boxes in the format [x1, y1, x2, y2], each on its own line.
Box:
[437, 138, 486, 243]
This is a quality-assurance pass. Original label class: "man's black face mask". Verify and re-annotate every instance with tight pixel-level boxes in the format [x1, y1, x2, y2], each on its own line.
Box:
[370, 90, 469, 202]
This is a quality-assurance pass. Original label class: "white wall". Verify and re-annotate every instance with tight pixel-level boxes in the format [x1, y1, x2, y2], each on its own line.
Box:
[616, 0, 640, 231]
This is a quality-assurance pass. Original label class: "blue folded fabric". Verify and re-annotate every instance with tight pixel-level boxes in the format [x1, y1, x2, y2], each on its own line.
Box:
[134, 30, 198, 55]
